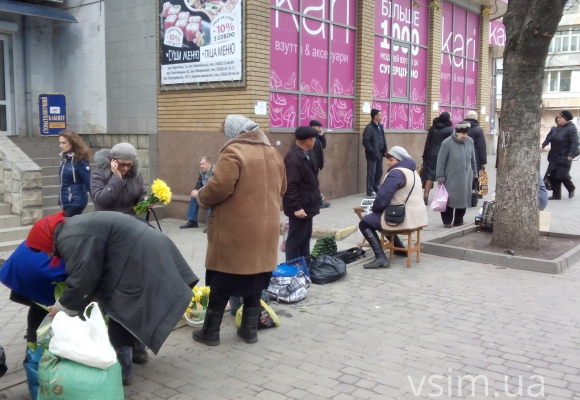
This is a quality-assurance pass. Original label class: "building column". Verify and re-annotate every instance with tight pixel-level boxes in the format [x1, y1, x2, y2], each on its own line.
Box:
[354, 0, 375, 193]
[426, 1, 443, 126]
[477, 10, 491, 132]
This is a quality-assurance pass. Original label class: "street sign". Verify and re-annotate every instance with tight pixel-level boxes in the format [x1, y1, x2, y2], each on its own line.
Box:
[38, 93, 67, 136]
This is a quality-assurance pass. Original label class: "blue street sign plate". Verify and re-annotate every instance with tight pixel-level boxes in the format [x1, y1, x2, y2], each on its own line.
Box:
[38, 93, 67, 136]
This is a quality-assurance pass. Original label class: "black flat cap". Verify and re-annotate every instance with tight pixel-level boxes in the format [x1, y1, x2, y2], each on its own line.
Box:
[295, 126, 319, 140]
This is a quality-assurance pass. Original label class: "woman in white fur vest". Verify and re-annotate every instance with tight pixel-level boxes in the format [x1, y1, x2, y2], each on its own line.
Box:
[359, 146, 428, 269]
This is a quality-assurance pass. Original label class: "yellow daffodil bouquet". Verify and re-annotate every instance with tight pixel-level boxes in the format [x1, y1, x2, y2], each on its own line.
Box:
[133, 179, 172, 214]
[185, 286, 210, 322]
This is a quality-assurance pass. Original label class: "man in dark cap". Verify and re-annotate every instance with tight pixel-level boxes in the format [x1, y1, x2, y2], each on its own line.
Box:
[283, 127, 321, 261]
[362, 109, 387, 197]
[308, 120, 330, 208]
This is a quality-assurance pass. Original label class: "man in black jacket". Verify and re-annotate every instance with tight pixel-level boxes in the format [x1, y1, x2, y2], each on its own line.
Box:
[362, 109, 387, 197]
[308, 119, 330, 208]
[464, 111, 487, 172]
[283, 127, 321, 261]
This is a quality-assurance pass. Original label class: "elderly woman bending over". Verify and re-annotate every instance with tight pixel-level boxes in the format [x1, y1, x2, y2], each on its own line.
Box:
[359, 146, 428, 269]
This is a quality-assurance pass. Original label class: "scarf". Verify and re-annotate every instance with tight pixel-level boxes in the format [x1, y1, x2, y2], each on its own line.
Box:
[26, 211, 66, 266]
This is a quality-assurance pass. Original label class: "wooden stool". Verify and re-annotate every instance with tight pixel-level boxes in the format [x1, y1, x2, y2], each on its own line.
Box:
[353, 206, 422, 268]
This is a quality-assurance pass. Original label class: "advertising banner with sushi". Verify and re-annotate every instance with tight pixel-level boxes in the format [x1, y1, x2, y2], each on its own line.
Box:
[160, 0, 243, 84]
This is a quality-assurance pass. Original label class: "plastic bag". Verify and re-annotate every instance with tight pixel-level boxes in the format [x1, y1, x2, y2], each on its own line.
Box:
[235, 300, 280, 330]
[279, 219, 289, 252]
[308, 255, 347, 285]
[0, 344, 6, 378]
[49, 302, 116, 370]
[38, 351, 123, 400]
[24, 341, 49, 400]
[430, 183, 449, 212]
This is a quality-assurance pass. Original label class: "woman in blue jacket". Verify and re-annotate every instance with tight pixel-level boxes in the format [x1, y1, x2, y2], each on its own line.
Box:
[58, 130, 91, 217]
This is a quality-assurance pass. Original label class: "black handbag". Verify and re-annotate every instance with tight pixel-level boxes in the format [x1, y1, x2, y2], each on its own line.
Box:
[471, 178, 480, 207]
[383, 171, 416, 226]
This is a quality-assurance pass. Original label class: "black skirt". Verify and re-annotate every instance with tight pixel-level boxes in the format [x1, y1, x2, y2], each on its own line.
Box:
[205, 270, 272, 298]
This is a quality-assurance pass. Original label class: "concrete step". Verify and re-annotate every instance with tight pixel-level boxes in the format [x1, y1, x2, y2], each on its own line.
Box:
[42, 165, 60, 176]
[14, 140, 60, 151]
[43, 185, 60, 197]
[0, 215, 21, 229]
[43, 203, 95, 217]
[35, 158, 61, 167]
[0, 239, 24, 252]
[0, 226, 30, 243]
[42, 175, 59, 186]
[0, 203, 12, 215]
[21, 150, 57, 159]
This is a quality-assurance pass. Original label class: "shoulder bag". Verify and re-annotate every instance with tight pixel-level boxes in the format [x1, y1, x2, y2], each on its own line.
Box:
[383, 170, 416, 226]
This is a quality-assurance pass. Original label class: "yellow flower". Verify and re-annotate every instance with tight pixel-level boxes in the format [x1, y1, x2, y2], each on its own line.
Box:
[151, 179, 172, 205]
[194, 294, 201, 302]
[202, 287, 210, 295]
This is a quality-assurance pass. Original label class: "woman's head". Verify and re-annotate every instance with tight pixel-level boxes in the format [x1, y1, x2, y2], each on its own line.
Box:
[454, 121, 471, 141]
[386, 146, 412, 168]
[111, 143, 137, 176]
[557, 110, 574, 126]
[26, 210, 66, 263]
[58, 130, 91, 162]
[221, 115, 260, 140]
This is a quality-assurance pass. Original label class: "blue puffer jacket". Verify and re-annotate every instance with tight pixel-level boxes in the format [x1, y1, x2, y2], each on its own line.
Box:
[58, 152, 91, 209]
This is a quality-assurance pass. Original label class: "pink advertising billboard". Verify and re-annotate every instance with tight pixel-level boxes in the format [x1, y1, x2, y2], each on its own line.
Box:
[270, 0, 356, 130]
[440, 1, 480, 119]
[373, 0, 429, 130]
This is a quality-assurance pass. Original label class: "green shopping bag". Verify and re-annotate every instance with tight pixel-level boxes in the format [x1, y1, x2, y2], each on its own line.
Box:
[38, 351, 123, 400]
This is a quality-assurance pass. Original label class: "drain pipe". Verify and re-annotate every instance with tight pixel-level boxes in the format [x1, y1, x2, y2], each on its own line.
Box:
[23, 16, 33, 137]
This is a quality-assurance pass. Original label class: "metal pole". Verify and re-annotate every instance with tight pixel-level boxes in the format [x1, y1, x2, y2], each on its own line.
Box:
[23, 16, 33, 137]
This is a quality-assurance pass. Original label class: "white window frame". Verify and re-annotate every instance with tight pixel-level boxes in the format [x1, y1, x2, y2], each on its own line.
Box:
[544, 70, 572, 93]
[549, 29, 580, 53]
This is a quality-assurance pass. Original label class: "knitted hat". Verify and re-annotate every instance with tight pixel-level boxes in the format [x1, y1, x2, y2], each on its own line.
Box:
[111, 143, 138, 160]
[560, 110, 574, 122]
[295, 126, 319, 140]
[309, 120, 323, 128]
[224, 115, 259, 140]
[455, 121, 471, 133]
[371, 108, 380, 120]
[465, 110, 478, 120]
[387, 146, 412, 161]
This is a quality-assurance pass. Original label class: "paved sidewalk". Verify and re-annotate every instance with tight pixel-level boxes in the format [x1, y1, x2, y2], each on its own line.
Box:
[3, 153, 580, 399]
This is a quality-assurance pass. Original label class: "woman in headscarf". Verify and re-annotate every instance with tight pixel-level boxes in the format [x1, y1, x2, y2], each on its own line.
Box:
[91, 142, 148, 215]
[546, 111, 579, 200]
[192, 115, 287, 346]
[25, 211, 198, 386]
[436, 121, 478, 227]
[358, 146, 427, 269]
[421, 112, 454, 205]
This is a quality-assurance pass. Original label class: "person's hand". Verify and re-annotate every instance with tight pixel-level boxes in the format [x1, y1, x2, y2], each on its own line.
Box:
[48, 305, 58, 318]
[568, 156, 574, 161]
[111, 159, 122, 178]
[191, 190, 199, 198]
[294, 209, 307, 218]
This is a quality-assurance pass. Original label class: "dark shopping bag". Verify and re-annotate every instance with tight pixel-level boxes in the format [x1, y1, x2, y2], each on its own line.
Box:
[471, 179, 479, 207]
[308, 255, 347, 285]
[334, 247, 366, 264]
[24, 342, 49, 400]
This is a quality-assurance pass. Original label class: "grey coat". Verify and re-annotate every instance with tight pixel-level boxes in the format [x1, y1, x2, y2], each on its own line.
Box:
[436, 133, 477, 209]
[91, 149, 148, 215]
[55, 212, 199, 354]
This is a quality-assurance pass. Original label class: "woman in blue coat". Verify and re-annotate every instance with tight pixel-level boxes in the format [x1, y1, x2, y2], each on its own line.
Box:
[58, 129, 91, 217]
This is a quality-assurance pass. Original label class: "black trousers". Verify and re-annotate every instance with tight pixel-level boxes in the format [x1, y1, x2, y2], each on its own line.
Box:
[27, 304, 49, 343]
[440, 206, 466, 225]
[366, 158, 383, 194]
[550, 177, 575, 199]
[108, 319, 137, 349]
[285, 217, 313, 261]
[208, 291, 261, 312]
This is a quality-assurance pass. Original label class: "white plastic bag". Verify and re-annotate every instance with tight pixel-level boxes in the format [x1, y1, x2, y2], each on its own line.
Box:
[430, 183, 449, 212]
[49, 302, 117, 370]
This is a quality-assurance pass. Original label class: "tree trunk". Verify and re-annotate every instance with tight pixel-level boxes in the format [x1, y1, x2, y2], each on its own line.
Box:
[491, 0, 567, 250]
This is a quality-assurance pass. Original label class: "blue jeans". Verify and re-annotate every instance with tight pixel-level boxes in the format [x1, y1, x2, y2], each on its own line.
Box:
[185, 197, 211, 222]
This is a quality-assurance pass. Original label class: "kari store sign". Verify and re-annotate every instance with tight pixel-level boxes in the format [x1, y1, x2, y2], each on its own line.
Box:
[160, 0, 243, 84]
[270, 0, 357, 129]
[373, 0, 429, 130]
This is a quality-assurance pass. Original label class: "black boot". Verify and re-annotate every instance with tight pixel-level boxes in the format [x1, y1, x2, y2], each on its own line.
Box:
[115, 346, 134, 386]
[132, 340, 149, 365]
[237, 306, 261, 344]
[192, 309, 223, 346]
[361, 227, 390, 269]
[392, 235, 407, 257]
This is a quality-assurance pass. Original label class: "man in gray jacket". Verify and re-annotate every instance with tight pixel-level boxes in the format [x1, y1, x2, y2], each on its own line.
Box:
[362, 109, 387, 197]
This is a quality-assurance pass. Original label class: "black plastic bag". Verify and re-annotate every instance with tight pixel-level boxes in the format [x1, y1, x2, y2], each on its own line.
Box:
[308, 255, 347, 285]
[0, 344, 7, 378]
[335, 247, 366, 264]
